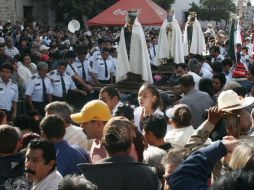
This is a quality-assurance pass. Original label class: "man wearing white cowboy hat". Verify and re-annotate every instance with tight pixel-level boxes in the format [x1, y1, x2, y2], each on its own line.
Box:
[217, 90, 253, 138]
[184, 90, 254, 153]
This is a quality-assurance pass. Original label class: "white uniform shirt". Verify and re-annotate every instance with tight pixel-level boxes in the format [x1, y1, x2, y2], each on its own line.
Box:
[66, 62, 81, 77]
[110, 57, 118, 77]
[48, 70, 76, 98]
[75, 58, 93, 81]
[93, 58, 114, 81]
[0, 77, 18, 111]
[149, 44, 158, 66]
[25, 73, 54, 102]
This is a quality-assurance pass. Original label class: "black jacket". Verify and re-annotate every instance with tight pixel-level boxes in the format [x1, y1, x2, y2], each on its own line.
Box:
[0, 152, 30, 190]
[79, 155, 160, 190]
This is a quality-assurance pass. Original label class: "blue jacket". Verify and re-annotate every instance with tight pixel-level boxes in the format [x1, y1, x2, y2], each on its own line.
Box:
[168, 141, 227, 190]
[55, 140, 89, 176]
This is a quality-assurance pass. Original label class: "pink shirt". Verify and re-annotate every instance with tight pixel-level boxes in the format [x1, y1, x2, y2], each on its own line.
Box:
[90, 139, 138, 163]
[90, 139, 107, 163]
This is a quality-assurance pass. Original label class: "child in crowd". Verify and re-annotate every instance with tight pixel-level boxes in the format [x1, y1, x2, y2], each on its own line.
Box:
[134, 83, 163, 132]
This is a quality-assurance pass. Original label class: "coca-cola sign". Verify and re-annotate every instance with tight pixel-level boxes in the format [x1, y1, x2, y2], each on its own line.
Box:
[113, 9, 128, 16]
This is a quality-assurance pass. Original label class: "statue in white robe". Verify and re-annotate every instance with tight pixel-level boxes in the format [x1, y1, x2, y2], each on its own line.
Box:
[116, 10, 153, 83]
[157, 9, 185, 65]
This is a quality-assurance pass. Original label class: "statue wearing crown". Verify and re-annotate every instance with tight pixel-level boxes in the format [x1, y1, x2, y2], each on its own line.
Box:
[116, 9, 153, 83]
[157, 9, 184, 65]
[183, 12, 206, 56]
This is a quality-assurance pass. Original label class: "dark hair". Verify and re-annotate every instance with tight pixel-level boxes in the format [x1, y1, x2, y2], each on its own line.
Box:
[98, 38, 105, 45]
[58, 175, 97, 190]
[22, 132, 40, 148]
[249, 65, 254, 76]
[57, 59, 67, 68]
[0, 63, 14, 73]
[114, 104, 134, 121]
[175, 63, 188, 70]
[109, 47, 117, 54]
[199, 78, 215, 98]
[232, 86, 248, 97]
[102, 48, 110, 54]
[210, 46, 220, 53]
[143, 114, 167, 139]
[75, 45, 88, 55]
[212, 72, 226, 87]
[28, 138, 56, 167]
[0, 125, 19, 154]
[171, 104, 192, 127]
[211, 169, 254, 190]
[139, 83, 161, 109]
[212, 63, 223, 73]
[100, 86, 120, 99]
[6, 58, 17, 65]
[65, 50, 76, 59]
[40, 115, 66, 139]
[179, 74, 195, 87]
[14, 115, 32, 131]
[221, 58, 233, 68]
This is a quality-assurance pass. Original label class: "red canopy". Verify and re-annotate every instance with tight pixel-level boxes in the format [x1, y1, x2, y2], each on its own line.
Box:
[88, 0, 167, 26]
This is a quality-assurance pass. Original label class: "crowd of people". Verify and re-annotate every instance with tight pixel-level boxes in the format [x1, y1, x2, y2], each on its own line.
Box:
[1, 11, 254, 190]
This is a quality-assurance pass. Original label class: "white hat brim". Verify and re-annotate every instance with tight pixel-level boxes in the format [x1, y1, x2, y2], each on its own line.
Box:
[220, 97, 254, 111]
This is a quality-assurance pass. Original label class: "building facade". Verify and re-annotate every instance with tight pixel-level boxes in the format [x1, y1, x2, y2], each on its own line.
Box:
[0, 0, 56, 26]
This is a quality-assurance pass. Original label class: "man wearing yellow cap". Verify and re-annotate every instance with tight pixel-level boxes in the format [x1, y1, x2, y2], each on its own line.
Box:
[71, 100, 112, 163]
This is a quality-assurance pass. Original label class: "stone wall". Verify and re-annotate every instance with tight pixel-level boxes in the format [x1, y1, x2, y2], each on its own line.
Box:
[0, 0, 16, 23]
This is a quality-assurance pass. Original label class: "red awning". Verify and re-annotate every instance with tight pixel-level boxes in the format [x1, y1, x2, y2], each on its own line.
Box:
[88, 0, 167, 26]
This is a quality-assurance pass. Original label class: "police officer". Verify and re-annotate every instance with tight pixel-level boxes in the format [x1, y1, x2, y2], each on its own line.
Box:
[65, 50, 93, 92]
[149, 36, 158, 69]
[89, 38, 105, 68]
[75, 46, 96, 83]
[93, 48, 114, 84]
[0, 63, 18, 120]
[48, 60, 87, 102]
[25, 62, 53, 116]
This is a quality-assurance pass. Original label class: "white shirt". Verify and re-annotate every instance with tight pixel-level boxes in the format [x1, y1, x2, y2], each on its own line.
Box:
[202, 62, 212, 73]
[112, 101, 124, 116]
[134, 107, 164, 132]
[149, 44, 158, 66]
[17, 63, 37, 88]
[64, 124, 92, 151]
[75, 58, 94, 81]
[110, 57, 118, 76]
[25, 73, 54, 102]
[0, 77, 18, 111]
[48, 70, 76, 98]
[93, 58, 114, 81]
[66, 62, 81, 77]
[200, 67, 213, 79]
[211, 54, 224, 64]
[188, 71, 201, 90]
[164, 126, 195, 150]
[32, 170, 62, 190]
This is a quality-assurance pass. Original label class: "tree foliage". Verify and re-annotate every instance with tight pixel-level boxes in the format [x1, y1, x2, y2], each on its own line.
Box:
[49, 0, 116, 20]
[152, 0, 175, 10]
[189, 0, 236, 22]
[50, 0, 175, 21]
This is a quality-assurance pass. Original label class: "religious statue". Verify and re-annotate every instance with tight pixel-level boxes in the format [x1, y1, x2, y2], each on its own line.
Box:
[157, 9, 185, 65]
[183, 12, 206, 56]
[116, 9, 153, 83]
